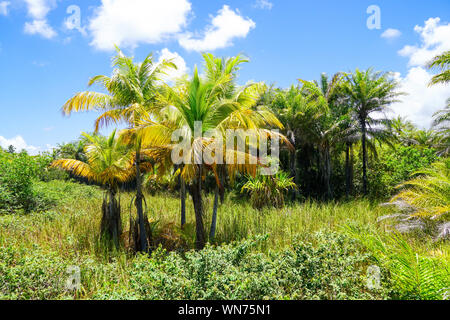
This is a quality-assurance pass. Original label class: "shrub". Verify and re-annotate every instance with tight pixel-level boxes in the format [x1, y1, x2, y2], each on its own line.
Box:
[0, 246, 71, 299]
[0, 151, 40, 212]
[119, 232, 390, 300]
[241, 171, 297, 209]
[353, 145, 436, 199]
[0, 232, 391, 300]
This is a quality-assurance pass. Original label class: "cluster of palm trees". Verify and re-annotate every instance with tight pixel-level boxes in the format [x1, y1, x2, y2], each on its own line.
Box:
[54, 49, 285, 251]
[268, 69, 402, 199]
[52, 47, 449, 251]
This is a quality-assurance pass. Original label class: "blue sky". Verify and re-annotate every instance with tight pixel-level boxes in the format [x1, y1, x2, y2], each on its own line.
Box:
[0, 0, 449, 154]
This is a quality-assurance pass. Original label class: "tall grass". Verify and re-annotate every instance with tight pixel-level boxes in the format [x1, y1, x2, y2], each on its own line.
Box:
[2, 180, 448, 257]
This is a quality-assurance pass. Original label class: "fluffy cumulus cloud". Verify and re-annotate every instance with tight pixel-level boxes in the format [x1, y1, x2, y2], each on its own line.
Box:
[390, 18, 450, 128]
[178, 5, 255, 52]
[88, 0, 192, 51]
[157, 48, 189, 82]
[391, 69, 448, 127]
[23, 0, 57, 38]
[253, 0, 273, 10]
[0, 1, 10, 16]
[0, 135, 41, 155]
[398, 17, 450, 67]
[381, 28, 401, 40]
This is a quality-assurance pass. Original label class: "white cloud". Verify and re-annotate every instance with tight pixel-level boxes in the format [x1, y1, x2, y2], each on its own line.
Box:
[398, 17, 450, 67]
[23, 0, 57, 38]
[390, 68, 449, 128]
[179, 5, 255, 52]
[390, 18, 450, 128]
[253, 0, 273, 10]
[24, 19, 56, 38]
[88, 0, 192, 51]
[381, 28, 401, 40]
[25, 0, 55, 19]
[0, 135, 41, 155]
[157, 48, 188, 82]
[0, 1, 10, 16]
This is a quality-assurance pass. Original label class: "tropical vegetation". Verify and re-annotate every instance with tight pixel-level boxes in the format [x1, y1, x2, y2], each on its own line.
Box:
[1, 49, 449, 300]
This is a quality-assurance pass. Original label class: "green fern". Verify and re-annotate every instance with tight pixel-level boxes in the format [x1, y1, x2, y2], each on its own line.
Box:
[346, 225, 450, 300]
[392, 159, 450, 219]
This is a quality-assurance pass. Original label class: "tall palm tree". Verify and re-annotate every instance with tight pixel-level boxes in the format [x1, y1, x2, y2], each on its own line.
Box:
[51, 131, 139, 247]
[138, 55, 285, 249]
[61, 47, 176, 253]
[298, 73, 343, 199]
[271, 85, 304, 199]
[343, 69, 401, 195]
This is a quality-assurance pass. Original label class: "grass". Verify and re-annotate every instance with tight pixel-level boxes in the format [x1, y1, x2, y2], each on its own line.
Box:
[0, 179, 448, 299]
[0, 180, 385, 254]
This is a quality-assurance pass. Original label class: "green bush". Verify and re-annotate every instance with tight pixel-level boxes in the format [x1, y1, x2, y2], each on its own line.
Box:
[241, 171, 297, 209]
[0, 246, 71, 299]
[0, 232, 392, 300]
[353, 145, 436, 199]
[102, 232, 390, 300]
[0, 151, 40, 212]
[0, 150, 71, 213]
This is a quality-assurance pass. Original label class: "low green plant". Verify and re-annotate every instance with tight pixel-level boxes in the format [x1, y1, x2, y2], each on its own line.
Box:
[346, 224, 450, 300]
[241, 171, 297, 209]
[392, 158, 449, 219]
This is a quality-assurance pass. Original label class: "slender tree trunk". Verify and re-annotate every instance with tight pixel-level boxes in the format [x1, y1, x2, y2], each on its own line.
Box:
[287, 131, 299, 201]
[209, 186, 219, 241]
[289, 148, 300, 201]
[190, 165, 206, 250]
[322, 147, 332, 200]
[101, 188, 121, 248]
[303, 145, 311, 197]
[361, 121, 368, 195]
[345, 142, 351, 198]
[180, 175, 186, 228]
[350, 146, 354, 193]
[135, 149, 148, 253]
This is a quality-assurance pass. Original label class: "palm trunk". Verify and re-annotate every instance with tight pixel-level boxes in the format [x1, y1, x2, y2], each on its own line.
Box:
[361, 121, 368, 195]
[323, 147, 332, 200]
[209, 186, 219, 241]
[135, 149, 148, 253]
[190, 165, 206, 250]
[287, 131, 299, 201]
[289, 148, 300, 201]
[345, 142, 351, 198]
[180, 175, 186, 228]
[101, 187, 121, 248]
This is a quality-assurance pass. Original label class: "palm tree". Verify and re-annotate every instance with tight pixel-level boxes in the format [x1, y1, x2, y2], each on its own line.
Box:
[343, 69, 401, 195]
[428, 51, 450, 156]
[432, 106, 450, 156]
[51, 131, 138, 247]
[138, 54, 285, 249]
[271, 85, 304, 199]
[61, 47, 176, 253]
[298, 73, 343, 199]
